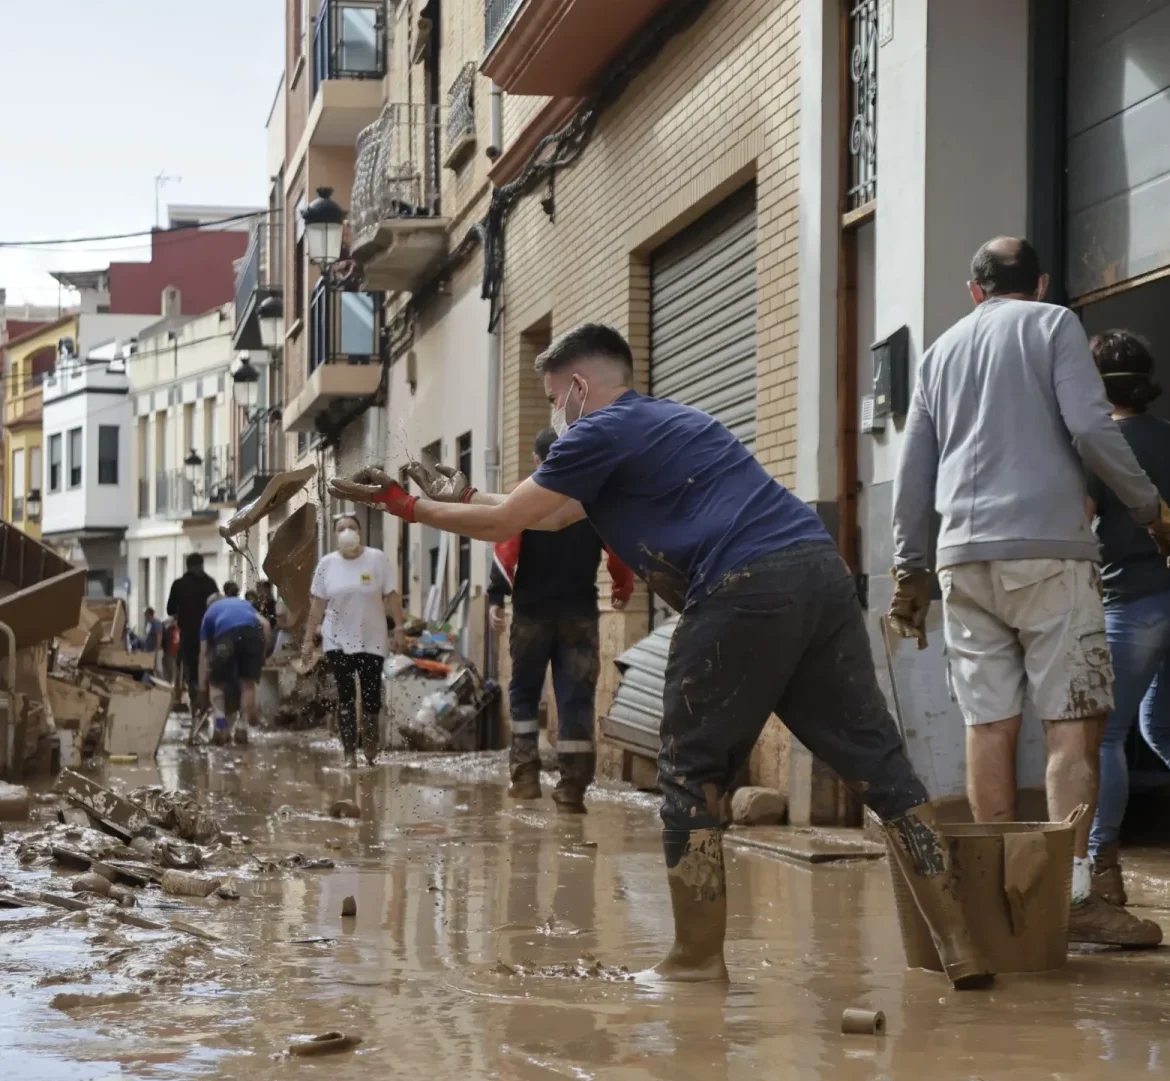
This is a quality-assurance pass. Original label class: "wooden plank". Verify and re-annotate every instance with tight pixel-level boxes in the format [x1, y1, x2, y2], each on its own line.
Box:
[55, 769, 150, 841]
[725, 826, 886, 864]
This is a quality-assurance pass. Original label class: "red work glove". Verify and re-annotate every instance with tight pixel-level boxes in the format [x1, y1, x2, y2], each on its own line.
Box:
[372, 480, 418, 522]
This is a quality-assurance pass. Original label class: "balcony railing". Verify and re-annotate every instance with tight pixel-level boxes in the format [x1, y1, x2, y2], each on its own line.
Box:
[237, 418, 282, 506]
[233, 219, 282, 350]
[445, 63, 477, 167]
[239, 419, 266, 482]
[485, 0, 523, 54]
[312, 0, 387, 97]
[153, 447, 236, 519]
[137, 477, 149, 519]
[309, 280, 383, 374]
[234, 227, 264, 327]
[351, 103, 442, 239]
[155, 474, 170, 517]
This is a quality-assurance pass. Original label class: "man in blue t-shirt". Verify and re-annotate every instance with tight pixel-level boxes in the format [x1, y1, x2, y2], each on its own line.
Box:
[332, 323, 990, 990]
[200, 594, 266, 746]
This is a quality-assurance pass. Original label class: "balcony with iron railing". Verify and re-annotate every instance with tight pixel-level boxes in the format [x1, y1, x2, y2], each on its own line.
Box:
[154, 447, 237, 521]
[481, 0, 672, 96]
[349, 103, 448, 294]
[233, 222, 282, 351]
[283, 281, 383, 433]
[236, 417, 282, 507]
[298, 0, 386, 153]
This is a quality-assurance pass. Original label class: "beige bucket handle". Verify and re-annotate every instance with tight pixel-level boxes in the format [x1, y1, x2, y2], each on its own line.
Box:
[1062, 804, 1090, 829]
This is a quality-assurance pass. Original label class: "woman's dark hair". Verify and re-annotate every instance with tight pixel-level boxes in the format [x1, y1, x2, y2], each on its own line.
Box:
[1090, 330, 1161, 412]
[333, 513, 361, 533]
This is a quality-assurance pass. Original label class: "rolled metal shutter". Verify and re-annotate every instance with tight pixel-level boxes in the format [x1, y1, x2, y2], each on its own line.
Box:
[602, 616, 678, 754]
[1066, 0, 1170, 299]
[650, 185, 757, 449]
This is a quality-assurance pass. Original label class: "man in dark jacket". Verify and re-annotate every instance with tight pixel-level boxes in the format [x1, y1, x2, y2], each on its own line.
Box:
[166, 552, 218, 709]
[488, 428, 634, 813]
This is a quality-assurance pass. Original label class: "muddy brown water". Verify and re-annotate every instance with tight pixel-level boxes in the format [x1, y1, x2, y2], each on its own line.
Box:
[4, 734, 1170, 1080]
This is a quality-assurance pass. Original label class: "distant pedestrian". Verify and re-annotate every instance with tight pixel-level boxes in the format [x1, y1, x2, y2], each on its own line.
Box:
[890, 237, 1170, 947]
[223, 581, 241, 598]
[166, 553, 218, 712]
[1084, 330, 1170, 905]
[140, 607, 163, 652]
[303, 514, 406, 768]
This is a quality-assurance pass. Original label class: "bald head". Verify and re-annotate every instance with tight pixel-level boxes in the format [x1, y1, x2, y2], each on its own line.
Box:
[969, 237, 1046, 302]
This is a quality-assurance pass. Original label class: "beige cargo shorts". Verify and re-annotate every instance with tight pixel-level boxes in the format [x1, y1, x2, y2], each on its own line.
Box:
[938, 558, 1113, 726]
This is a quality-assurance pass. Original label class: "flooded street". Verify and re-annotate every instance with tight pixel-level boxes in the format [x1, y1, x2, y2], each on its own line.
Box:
[4, 734, 1170, 1081]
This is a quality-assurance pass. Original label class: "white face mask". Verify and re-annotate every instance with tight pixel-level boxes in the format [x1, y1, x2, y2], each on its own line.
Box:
[551, 379, 588, 437]
[337, 528, 360, 554]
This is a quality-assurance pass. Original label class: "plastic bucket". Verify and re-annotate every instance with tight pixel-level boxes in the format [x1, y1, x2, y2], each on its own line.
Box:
[890, 808, 1081, 974]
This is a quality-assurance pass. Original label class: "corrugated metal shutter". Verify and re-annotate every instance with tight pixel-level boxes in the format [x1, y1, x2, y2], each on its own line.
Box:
[601, 616, 679, 753]
[1066, 0, 1170, 299]
[650, 185, 757, 448]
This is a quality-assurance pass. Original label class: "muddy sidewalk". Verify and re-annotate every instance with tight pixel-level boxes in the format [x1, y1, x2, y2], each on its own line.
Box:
[3, 735, 1170, 1081]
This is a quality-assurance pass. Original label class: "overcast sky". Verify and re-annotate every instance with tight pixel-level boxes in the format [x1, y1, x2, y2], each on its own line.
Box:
[0, 1, 283, 308]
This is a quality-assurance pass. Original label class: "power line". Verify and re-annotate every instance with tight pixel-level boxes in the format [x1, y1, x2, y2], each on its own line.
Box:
[0, 209, 274, 250]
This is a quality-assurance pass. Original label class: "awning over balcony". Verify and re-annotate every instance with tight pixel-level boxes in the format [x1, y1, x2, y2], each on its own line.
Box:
[481, 0, 672, 97]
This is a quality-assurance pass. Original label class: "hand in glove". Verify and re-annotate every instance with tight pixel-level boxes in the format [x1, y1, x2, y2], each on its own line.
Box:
[1147, 499, 1170, 562]
[327, 467, 397, 505]
[405, 459, 477, 503]
[886, 569, 932, 650]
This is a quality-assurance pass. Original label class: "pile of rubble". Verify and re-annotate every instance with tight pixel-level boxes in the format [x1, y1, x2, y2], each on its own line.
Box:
[1, 770, 333, 926]
[49, 599, 171, 768]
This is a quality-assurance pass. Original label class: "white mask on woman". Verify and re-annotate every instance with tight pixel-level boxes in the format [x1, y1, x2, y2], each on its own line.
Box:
[337, 528, 361, 554]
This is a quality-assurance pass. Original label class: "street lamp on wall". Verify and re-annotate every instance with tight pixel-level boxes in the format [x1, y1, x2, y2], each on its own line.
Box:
[184, 449, 203, 487]
[257, 294, 284, 352]
[301, 187, 347, 268]
[232, 354, 260, 413]
[26, 488, 41, 524]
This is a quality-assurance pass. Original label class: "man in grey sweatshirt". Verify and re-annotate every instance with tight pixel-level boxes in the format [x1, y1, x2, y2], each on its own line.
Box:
[889, 237, 1170, 948]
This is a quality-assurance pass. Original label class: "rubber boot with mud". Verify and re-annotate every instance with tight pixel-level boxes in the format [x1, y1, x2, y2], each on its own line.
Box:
[211, 717, 231, 747]
[552, 751, 595, 814]
[653, 829, 729, 982]
[884, 802, 995, 990]
[233, 723, 249, 746]
[1068, 892, 1161, 947]
[507, 736, 542, 799]
[1091, 843, 1127, 906]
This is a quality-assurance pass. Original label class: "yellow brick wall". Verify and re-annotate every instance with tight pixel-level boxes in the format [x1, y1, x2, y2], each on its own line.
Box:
[495, 0, 803, 790]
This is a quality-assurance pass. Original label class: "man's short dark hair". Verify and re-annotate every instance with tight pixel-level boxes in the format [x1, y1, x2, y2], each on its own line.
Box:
[144, 607, 154, 618]
[535, 323, 634, 380]
[223, 581, 240, 597]
[186, 552, 204, 571]
[533, 428, 558, 462]
[970, 237, 1042, 297]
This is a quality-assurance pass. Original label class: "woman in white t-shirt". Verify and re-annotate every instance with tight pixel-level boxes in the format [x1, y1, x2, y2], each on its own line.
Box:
[304, 514, 406, 767]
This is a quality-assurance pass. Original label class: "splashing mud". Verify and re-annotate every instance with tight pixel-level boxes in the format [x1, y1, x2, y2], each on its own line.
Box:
[2, 734, 1170, 1080]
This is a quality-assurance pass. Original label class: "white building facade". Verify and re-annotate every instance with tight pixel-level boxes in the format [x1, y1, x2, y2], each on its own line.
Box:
[40, 341, 135, 596]
[125, 306, 242, 623]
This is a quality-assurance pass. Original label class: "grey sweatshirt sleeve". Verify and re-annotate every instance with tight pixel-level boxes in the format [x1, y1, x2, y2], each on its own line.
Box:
[892, 373, 939, 572]
[1051, 310, 1160, 524]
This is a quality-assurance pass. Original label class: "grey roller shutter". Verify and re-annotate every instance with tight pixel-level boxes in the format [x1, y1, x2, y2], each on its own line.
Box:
[602, 616, 679, 753]
[1066, 0, 1170, 299]
[650, 186, 757, 448]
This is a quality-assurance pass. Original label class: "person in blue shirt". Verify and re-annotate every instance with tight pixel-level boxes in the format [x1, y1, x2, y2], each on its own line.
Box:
[200, 593, 266, 745]
[330, 323, 989, 990]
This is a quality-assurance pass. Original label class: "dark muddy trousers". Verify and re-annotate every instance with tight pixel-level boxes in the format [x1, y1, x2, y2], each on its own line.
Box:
[509, 613, 600, 786]
[179, 632, 201, 707]
[326, 650, 383, 753]
[658, 542, 927, 832]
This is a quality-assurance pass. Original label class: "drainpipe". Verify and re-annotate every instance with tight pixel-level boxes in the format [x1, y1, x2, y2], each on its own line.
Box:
[484, 82, 505, 681]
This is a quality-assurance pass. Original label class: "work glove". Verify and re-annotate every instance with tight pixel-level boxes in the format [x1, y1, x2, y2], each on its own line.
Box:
[327, 469, 418, 521]
[886, 569, 932, 650]
[1146, 498, 1170, 563]
[405, 459, 477, 503]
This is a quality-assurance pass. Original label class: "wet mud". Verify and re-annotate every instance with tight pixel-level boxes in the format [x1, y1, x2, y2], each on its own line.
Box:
[3, 733, 1170, 1079]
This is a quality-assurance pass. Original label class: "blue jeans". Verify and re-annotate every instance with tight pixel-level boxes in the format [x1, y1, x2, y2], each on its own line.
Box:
[1090, 589, 1170, 857]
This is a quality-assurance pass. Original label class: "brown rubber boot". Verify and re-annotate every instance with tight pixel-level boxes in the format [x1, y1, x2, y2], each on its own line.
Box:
[552, 752, 595, 814]
[653, 829, 729, 982]
[884, 802, 995, 990]
[1068, 892, 1162, 947]
[507, 735, 542, 799]
[1091, 843, 1127, 906]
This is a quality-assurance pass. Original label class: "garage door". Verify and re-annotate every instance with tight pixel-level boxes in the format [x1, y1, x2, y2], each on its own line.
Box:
[650, 185, 758, 448]
[1066, 0, 1170, 299]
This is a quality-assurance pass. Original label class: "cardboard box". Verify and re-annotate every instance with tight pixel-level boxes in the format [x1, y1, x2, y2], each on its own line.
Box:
[46, 676, 104, 733]
[0, 521, 85, 658]
[104, 677, 170, 760]
[84, 598, 127, 648]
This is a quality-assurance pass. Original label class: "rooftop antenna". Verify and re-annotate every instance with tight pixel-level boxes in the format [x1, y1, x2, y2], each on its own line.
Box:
[154, 171, 181, 228]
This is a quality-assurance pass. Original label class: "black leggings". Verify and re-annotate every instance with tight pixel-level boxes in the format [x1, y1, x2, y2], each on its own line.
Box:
[327, 650, 383, 752]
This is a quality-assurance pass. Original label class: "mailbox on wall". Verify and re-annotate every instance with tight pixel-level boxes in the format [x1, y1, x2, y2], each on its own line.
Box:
[871, 324, 911, 420]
